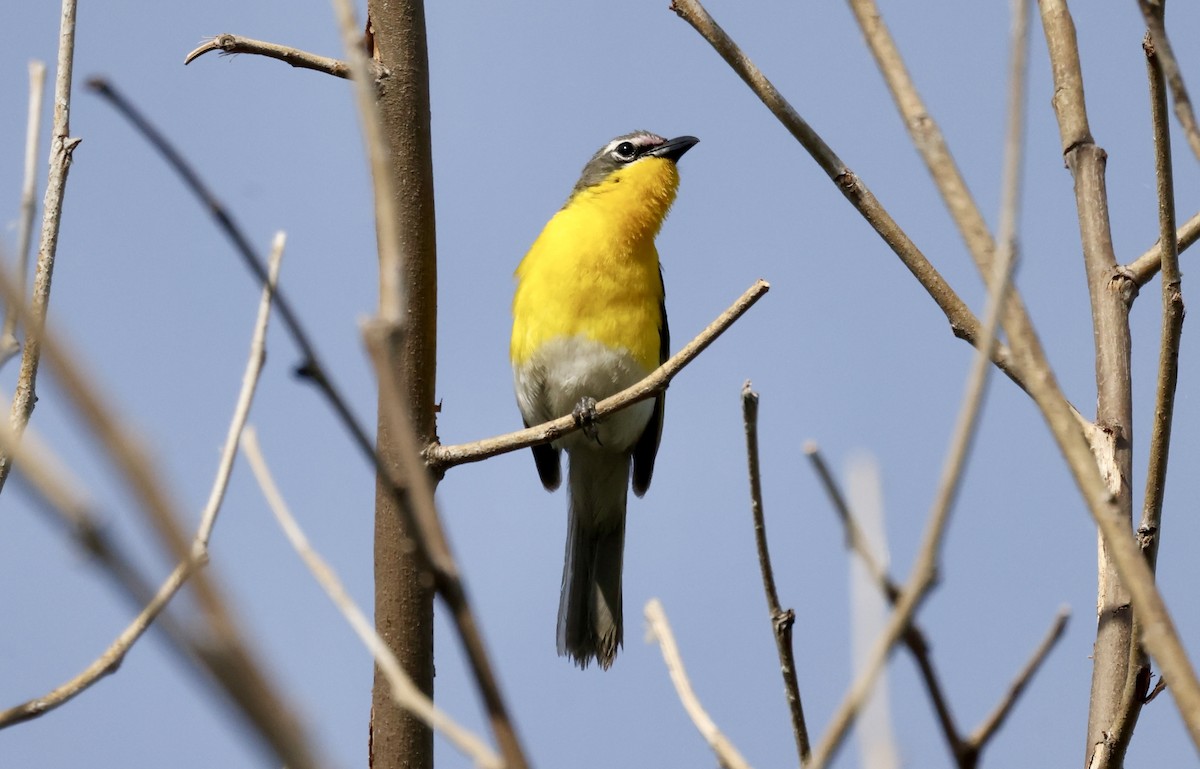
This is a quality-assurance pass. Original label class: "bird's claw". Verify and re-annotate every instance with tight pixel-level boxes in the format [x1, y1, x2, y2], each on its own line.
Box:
[573, 397, 602, 445]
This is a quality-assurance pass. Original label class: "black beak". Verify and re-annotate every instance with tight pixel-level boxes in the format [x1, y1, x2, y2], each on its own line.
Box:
[647, 135, 700, 163]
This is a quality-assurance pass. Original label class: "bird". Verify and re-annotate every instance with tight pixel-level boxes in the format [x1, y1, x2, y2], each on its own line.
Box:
[510, 131, 699, 669]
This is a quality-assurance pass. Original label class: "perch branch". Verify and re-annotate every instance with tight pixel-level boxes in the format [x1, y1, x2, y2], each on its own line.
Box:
[428, 280, 769, 472]
[645, 599, 752, 769]
[241, 427, 502, 769]
[741, 383, 809, 764]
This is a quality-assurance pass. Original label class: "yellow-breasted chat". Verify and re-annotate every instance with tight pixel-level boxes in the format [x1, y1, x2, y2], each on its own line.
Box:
[511, 131, 698, 669]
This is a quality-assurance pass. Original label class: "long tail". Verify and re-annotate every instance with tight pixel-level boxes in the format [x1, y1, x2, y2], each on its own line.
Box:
[558, 448, 630, 669]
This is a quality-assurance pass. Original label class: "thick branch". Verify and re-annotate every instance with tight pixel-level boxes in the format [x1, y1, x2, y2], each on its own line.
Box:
[1035, 0, 1200, 756]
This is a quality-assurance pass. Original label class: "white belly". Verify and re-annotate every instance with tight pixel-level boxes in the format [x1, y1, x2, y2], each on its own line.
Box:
[514, 335, 653, 453]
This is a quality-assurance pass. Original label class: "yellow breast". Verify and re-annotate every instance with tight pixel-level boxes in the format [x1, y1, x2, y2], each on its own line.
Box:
[511, 157, 678, 373]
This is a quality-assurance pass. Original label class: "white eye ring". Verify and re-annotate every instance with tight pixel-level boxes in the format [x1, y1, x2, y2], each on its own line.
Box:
[613, 141, 637, 161]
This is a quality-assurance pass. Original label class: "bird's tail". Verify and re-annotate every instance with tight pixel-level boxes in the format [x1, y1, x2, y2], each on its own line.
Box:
[558, 448, 630, 669]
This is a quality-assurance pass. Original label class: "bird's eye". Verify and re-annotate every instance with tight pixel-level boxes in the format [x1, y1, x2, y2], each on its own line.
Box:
[614, 141, 637, 161]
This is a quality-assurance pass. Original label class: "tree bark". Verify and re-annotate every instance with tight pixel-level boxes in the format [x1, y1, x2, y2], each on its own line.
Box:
[368, 2, 438, 768]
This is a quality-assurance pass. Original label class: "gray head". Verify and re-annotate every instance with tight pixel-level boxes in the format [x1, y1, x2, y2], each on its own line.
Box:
[569, 131, 700, 198]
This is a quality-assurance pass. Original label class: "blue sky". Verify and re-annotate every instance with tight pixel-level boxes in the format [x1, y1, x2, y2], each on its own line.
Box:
[2, 2, 1200, 767]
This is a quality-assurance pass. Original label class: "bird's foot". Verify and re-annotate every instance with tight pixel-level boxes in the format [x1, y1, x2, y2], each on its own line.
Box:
[573, 397, 602, 445]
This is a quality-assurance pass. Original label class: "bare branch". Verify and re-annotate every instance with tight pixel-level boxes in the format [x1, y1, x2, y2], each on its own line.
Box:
[668, 0, 1033, 400]
[0, 237, 285, 730]
[0, 60, 47, 366]
[0, 0, 80, 494]
[741, 383, 809, 764]
[1128, 209, 1200, 287]
[1035, 0, 1200, 754]
[1138, 0, 1200, 162]
[0, 556, 201, 727]
[184, 34, 360, 80]
[1138, 31, 1184, 578]
[966, 608, 1070, 753]
[240, 427, 503, 769]
[362, 319, 528, 769]
[807, 120, 1020, 769]
[644, 599, 752, 769]
[428, 280, 770, 472]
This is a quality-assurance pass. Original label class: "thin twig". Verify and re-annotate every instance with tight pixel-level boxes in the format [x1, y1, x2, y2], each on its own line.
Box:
[965, 608, 1070, 753]
[240, 427, 503, 769]
[846, 0, 1053, 406]
[0, 557, 202, 726]
[0, 60, 47, 366]
[807, 129, 1020, 769]
[0, 0, 80, 494]
[184, 34, 358, 79]
[1138, 0, 1200, 163]
[741, 383, 809, 764]
[1138, 31, 1183, 580]
[0, 236, 284, 727]
[804, 442, 967, 761]
[1128, 210, 1200, 288]
[644, 599, 752, 769]
[428, 280, 770, 472]
[668, 0, 1031, 401]
[0, 235, 323, 767]
[197, 231, 285, 543]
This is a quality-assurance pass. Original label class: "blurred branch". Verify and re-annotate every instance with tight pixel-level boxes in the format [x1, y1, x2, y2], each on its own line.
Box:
[86, 74, 521, 769]
[428, 280, 770, 472]
[184, 34, 377, 80]
[1035, 0, 1200, 758]
[668, 0, 1032, 400]
[645, 599, 752, 769]
[240, 427, 503, 769]
[0, 555, 202, 727]
[1127, 210, 1200, 287]
[741, 383, 810, 764]
[808, 128, 1019, 769]
[1138, 0, 1200, 162]
[805, 449, 1065, 767]
[965, 609, 1070, 757]
[846, 0, 1054, 404]
[0, 231, 323, 767]
[0, 0, 80, 494]
[0, 60, 47, 366]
